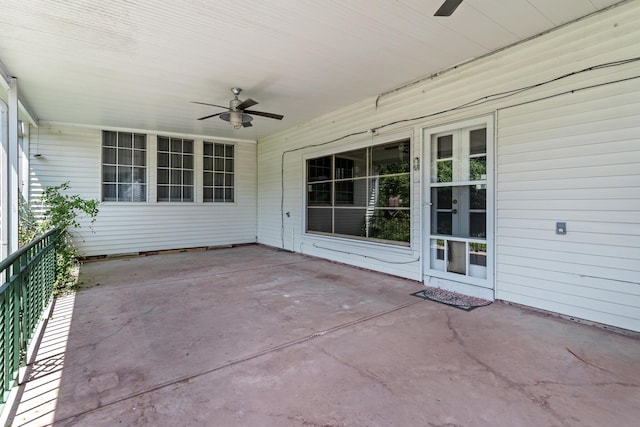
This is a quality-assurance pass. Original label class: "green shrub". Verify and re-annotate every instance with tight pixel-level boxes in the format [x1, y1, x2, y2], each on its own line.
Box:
[19, 182, 99, 294]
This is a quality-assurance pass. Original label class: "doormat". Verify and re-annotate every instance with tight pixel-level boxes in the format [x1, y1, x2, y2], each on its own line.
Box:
[411, 288, 492, 311]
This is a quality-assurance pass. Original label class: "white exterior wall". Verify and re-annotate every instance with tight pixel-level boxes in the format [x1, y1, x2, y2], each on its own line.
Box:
[257, 2, 640, 330]
[29, 125, 257, 256]
[496, 80, 640, 332]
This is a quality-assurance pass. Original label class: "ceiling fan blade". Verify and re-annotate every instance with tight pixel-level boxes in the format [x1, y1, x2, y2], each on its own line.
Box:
[191, 101, 229, 109]
[434, 0, 463, 16]
[197, 112, 224, 120]
[244, 110, 284, 120]
[242, 121, 253, 128]
[236, 98, 258, 110]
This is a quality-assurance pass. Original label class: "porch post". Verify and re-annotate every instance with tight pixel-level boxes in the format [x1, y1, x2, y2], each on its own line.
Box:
[7, 77, 19, 255]
[0, 98, 8, 259]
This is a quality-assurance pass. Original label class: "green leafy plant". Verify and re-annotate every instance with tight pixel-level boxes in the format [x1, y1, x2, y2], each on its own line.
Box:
[19, 182, 99, 294]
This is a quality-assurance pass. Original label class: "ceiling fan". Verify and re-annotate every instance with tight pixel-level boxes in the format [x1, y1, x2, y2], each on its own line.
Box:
[434, 0, 463, 16]
[192, 88, 284, 129]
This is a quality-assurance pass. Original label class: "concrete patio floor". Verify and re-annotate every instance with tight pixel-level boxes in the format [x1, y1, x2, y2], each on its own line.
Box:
[8, 244, 640, 426]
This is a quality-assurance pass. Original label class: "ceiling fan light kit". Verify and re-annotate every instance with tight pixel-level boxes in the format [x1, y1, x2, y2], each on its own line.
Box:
[193, 88, 283, 129]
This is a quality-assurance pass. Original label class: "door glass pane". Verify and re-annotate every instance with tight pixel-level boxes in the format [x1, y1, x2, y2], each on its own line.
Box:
[437, 135, 453, 158]
[469, 242, 487, 279]
[470, 186, 486, 210]
[469, 128, 486, 155]
[437, 160, 452, 183]
[435, 187, 452, 209]
[470, 213, 486, 238]
[430, 239, 446, 272]
[469, 156, 486, 181]
[435, 212, 452, 235]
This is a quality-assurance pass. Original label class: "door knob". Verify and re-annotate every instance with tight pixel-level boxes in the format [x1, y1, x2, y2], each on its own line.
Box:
[452, 209, 457, 214]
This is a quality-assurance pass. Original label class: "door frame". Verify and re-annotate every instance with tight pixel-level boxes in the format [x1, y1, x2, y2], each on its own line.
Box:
[421, 114, 495, 300]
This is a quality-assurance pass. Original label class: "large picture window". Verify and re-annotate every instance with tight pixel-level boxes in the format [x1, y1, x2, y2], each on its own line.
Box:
[306, 139, 411, 245]
[157, 136, 194, 202]
[102, 131, 146, 202]
[203, 142, 234, 203]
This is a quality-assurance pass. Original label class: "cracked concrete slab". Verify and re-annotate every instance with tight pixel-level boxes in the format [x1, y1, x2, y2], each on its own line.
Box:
[8, 244, 640, 426]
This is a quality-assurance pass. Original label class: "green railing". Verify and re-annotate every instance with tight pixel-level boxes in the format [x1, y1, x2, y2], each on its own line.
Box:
[0, 229, 59, 407]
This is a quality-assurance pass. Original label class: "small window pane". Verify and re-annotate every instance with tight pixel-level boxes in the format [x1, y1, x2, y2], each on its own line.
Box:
[334, 208, 366, 237]
[102, 184, 116, 201]
[133, 167, 146, 183]
[308, 183, 332, 206]
[132, 184, 146, 202]
[133, 150, 146, 166]
[183, 170, 193, 186]
[225, 145, 234, 157]
[203, 142, 213, 156]
[434, 212, 452, 235]
[435, 187, 452, 209]
[171, 154, 182, 168]
[214, 188, 224, 202]
[203, 187, 213, 202]
[170, 186, 182, 200]
[157, 186, 169, 201]
[225, 159, 234, 172]
[203, 172, 213, 186]
[170, 138, 182, 153]
[368, 210, 410, 242]
[158, 137, 169, 152]
[372, 140, 410, 175]
[118, 149, 132, 165]
[102, 147, 116, 164]
[183, 139, 193, 153]
[158, 152, 169, 167]
[118, 184, 132, 201]
[103, 165, 117, 182]
[171, 170, 182, 185]
[203, 157, 213, 171]
[214, 144, 225, 157]
[214, 158, 224, 171]
[307, 208, 332, 233]
[117, 166, 132, 183]
[118, 133, 132, 148]
[134, 134, 146, 149]
[214, 173, 224, 186]
[308, 157, 332, 182]
[224, 188, 233, 202]
[335, 148, 366, 179]
[183, 186, 194, 202]
[183, 154, 193, 170]
[103, 131, 117, 147]
[158, 168, 169, 185]
[225, 173, 234, 186]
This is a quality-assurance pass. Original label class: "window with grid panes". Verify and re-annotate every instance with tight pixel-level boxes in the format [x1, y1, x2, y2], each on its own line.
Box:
[102, 131, 147, 202]
[203, 142, 234, 202]
[157, 136, 194, 202]
[306, 139, 411, 245]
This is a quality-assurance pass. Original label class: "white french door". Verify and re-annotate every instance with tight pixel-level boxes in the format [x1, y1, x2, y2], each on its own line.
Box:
[423, 116, 494, 299]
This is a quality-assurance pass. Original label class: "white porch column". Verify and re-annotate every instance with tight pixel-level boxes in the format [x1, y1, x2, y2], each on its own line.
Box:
[8, 77, 19, 255]
[0, 98, 8, 259]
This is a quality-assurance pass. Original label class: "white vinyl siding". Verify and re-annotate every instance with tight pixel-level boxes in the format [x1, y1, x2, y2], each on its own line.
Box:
[29, 125, 257, 256]
[256, 0, 640, 330]
[495, 78, 640, 332]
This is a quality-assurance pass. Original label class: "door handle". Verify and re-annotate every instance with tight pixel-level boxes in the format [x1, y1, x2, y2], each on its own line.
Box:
[452, 209, 457, 214]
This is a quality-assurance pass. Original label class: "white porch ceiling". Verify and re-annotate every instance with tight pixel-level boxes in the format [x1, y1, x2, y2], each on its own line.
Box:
[0, 0, 627, 141]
